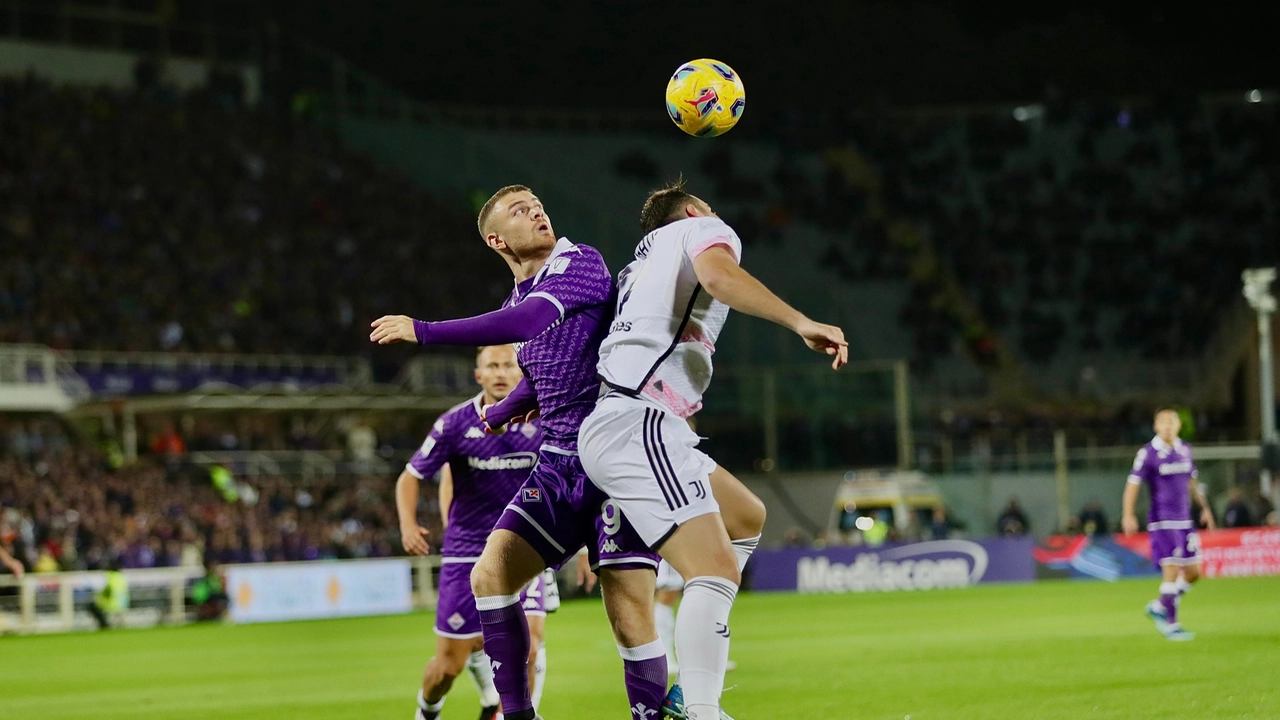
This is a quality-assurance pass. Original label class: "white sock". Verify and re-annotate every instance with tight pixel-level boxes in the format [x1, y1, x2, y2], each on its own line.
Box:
[654, 601, 677, 667]
[531, 643, 547, 711]
[1174, 577, 1192, 606]
[466, 650, 500, 708]
[676, 576, 738, 720]
[732, 535, 760, 573]
[417, 689, 445, 716]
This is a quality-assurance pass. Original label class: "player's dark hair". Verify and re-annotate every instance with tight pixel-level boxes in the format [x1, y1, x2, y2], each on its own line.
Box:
[477, 184, 531, 237]
[640, 178, 699, 234]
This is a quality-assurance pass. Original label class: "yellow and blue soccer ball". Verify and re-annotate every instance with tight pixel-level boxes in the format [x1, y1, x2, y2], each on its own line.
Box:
[664, 59, 745, 137]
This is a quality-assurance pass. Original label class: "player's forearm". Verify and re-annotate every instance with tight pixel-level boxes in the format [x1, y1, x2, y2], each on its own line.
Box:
[395, 471, 421, 528]
[486, 378, 539, 427]
[438, 471, 453, 530]
[412, 298, 561, 346]
[1122, 483, 1140, 518]
[700, 265, 806, 331]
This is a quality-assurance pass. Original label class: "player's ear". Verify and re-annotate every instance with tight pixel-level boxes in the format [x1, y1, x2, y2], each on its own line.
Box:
[485, 231, 504, 251]
[685, 203, 700, 218]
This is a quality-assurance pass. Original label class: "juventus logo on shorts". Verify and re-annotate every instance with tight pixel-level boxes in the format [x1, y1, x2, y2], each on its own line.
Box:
[689, 479, 706, 499]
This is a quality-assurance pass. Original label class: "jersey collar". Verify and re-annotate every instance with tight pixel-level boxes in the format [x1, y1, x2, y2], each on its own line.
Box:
[470, 392, 485, 417]
[1151, 436, 1184, 453]
[519, 237, 577, 291]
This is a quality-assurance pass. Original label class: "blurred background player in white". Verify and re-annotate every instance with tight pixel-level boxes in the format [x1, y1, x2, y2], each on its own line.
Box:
[580, 180, 847, 719]
[1122, 408, 1216, 641]
[395, 345, 556, 720]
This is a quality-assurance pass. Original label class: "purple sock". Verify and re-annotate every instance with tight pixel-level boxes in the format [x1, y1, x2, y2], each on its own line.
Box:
[1159, 582, 1178, 626]
[477, 594, 535, 719]
[620, 640, 669, 719]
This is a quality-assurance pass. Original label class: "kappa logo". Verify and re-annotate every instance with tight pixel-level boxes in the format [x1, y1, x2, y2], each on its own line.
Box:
[523, 487, 542, 503]
[464, 426, 486, 439]
[447, 612, 466, 630]
[523, 597, 540, 610]
[601, 539, 621, 553]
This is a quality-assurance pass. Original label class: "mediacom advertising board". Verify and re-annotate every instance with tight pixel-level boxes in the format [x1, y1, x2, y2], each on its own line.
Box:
[225, 558, 413, 623]
[751, 538, 1036, 593]
[1036, 527, 1280, 581]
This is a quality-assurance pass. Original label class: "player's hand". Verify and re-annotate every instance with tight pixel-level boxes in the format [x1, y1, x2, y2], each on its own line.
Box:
[400, 524, 431, 556]
[1121, 514, 1139, 536]
[3, 556, 23, 579]
[370, 315, 418, 345]
[1200, 507, 1217, 531]
[576, 552, 597, 593]
[480, 405, 539, 435]
[794, 318, 849, 370]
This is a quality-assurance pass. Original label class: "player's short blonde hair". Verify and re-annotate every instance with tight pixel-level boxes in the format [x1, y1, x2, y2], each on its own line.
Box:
[477, 184, 531, 237]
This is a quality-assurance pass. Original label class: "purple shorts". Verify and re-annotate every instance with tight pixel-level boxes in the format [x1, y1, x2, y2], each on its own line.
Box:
[435, 559, 551, 638]
[1149, 528, 1202, 570]
[493, 448, 659, 573]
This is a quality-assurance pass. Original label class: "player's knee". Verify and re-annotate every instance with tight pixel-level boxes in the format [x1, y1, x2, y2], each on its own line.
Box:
[740, 491, 767, 537]
[1183, 566, 1201, 583]
[470, 559, 502, 597]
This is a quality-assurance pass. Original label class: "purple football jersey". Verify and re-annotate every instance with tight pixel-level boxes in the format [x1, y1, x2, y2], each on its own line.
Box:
[406, 395, 543, 557]
[504, 238, 614, 451]
[1127, 436, 1197, 528]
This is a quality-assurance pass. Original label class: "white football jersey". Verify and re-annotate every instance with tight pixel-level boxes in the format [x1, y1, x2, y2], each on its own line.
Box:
[596, 216, 742, 418]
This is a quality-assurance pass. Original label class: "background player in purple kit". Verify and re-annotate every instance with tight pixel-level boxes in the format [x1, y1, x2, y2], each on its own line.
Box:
[372, 185, 665, 720]
[394, 344, 555, 720]
[1121, 408, 1217, 641]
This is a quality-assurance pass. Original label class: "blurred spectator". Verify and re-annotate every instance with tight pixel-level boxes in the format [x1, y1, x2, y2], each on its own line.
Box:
[1223, 488, 1252, 528]
[149, 422, 187, 458]
[996, 497, 1030, 536]
[1251, 489, 1276, 527]
[782, 527, 810, 547]
[929, 504, 954, 540]
[1077, 500, 1109, 536]
[190, 561, 229, 621]
[88, 558, 129, 630]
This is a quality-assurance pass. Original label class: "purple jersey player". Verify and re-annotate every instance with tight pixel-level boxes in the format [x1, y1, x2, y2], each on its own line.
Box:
[394, 345, 556, 720]
[371, 186, 664, 720]
[1122, 408, 1217, 641]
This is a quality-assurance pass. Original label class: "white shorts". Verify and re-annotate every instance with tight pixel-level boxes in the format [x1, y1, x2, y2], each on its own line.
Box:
[656, 560, 686, 592]
[579, 394, 720, 549]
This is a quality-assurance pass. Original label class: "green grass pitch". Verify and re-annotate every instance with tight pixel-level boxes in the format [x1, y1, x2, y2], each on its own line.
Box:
[3, 576, 1278, 719]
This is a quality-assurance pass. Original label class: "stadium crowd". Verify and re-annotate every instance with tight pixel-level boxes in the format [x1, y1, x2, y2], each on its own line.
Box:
[673, 94, 1277, 373]
[0, 72, 504, 357]
[0, 418, 415, 574]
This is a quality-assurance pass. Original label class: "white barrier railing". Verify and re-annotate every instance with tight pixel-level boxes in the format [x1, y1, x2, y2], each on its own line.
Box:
[0, 556, 440, 635]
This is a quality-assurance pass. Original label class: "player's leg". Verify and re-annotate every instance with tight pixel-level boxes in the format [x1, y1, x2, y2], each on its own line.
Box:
[654, 586, 681, 673]
[581, 401, 738, 719]
[426, 561, 499, 719]
[598, 566, 669, 720]
[416, 635, 477, 720]
[709, 464, 765, 571]
[463, 636, 502, 715]
[471, 530, 547, 720]
[659, 513, 741, 720]
[1157, 561, 1183, 629]
[526, 613, 547, 711]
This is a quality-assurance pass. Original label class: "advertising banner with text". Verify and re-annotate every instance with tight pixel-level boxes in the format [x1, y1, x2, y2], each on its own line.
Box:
[225, 559, 412, 624]
[1034, 528, 1280, 581]
[751, 538, 1035, 593]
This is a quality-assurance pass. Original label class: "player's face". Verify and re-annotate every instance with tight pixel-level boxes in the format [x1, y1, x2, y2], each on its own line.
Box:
[487, 190, 557, 256]
[475, 345, 522, 402]
[1154, 411, 1181, 443]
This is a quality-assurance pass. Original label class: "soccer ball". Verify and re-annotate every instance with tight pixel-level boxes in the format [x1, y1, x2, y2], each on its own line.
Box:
[664, 59, 745, 137]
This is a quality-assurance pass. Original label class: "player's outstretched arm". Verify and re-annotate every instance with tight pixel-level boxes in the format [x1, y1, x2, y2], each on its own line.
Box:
[395, 469, 431, 556]
[693, 246, 849, 369]
[370, 296, 562, 346]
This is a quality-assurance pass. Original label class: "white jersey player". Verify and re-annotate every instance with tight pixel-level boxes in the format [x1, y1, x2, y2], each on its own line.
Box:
[580, 180, 847, 719]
